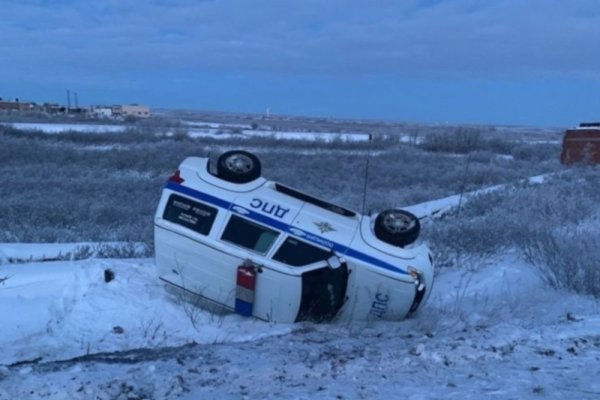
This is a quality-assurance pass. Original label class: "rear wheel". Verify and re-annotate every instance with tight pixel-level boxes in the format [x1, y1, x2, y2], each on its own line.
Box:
[374, 209, 420, 247]
[216, 150, 261, 183]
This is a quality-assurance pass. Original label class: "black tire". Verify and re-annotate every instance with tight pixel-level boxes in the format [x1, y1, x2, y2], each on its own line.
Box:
[374, 209, 420, 247]
[216, 150, 261, 183]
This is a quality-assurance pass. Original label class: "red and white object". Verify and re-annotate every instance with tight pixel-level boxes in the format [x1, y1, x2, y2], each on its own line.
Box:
[235, 264, 257, 316]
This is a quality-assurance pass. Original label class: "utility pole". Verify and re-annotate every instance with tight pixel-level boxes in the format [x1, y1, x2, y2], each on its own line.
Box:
[66, 90, 71, 113]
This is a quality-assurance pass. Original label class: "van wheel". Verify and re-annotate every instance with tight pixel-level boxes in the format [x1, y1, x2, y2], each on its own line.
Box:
[217, 150, 261, 183]
[374, 209, 420, 247]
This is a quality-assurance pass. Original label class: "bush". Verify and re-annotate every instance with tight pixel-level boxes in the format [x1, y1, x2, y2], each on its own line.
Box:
[510, 142, 560, 163]
[522, 227, 600, 295]
[423, 166, 600, 297]
[420, 127, 483, 154]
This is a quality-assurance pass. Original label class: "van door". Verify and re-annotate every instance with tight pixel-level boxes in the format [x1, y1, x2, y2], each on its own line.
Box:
[295, 263, 348, 322]
[269, 235, 349, 322]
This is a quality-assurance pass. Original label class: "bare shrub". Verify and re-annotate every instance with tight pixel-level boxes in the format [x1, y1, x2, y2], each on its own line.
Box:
[419, 127, 549, 159]
[94, 242, 150, 258]
[169, 127, 190, 141]
[523, 228, 600, 296]
[425, 166, 600, 297]
[510, 142, 559, 163]
[71, 245, 94, 260]
[169, 284, 227, 329]
[139, 319, 169, 346]
[420, 127, 482, 154]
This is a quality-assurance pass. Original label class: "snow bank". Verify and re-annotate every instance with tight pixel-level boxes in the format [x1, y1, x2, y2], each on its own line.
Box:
[0, 257, 291, 366]
[3, 122, 127, 134]
[183, 128, 370, 142]
[404, 173, 556, 219]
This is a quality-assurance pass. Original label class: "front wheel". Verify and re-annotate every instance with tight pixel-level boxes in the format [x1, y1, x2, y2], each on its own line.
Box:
[374, 209, 420, 247]
[216, 150, 261, 183]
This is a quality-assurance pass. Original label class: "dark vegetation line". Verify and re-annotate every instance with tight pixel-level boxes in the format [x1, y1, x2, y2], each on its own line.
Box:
[7, 342, 203, 372]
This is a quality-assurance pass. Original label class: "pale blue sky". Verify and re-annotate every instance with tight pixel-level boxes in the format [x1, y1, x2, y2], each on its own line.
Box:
[1, 0, 599, 126]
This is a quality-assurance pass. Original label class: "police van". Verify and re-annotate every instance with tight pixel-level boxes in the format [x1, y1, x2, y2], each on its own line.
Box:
[154, 150, 434, 323]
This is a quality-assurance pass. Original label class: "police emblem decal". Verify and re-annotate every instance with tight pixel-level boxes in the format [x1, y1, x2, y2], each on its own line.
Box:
[314, 221, 336, 234]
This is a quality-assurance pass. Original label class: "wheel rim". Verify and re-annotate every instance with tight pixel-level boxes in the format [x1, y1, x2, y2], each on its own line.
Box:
[225, 154, 254, 174]
[382, 212, 416, 234]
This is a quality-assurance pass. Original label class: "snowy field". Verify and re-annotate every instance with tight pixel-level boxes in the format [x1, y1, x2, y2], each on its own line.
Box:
[1, 122, 128, 134]
[184, 128, 370, 142]
[1, 120, 598, 399]
[181, 120, 370, 141]
[1, 187, 600, 399]
[1, 246, 599, 399]
[4, 121, 370, 142]
[3, 119, 561, 144]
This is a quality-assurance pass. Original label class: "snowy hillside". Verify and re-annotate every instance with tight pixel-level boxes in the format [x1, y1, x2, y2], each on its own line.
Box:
[1, 229, 599, 399]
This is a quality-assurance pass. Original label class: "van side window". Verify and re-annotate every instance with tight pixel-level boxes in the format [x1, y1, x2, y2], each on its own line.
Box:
[163, 194, 217, 236]
[273, 237, 330, 266]
[221, 215, 279, 254]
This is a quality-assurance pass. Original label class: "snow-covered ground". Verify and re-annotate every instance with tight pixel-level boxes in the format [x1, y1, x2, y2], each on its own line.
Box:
[1, 247, 599, 399]
[0, 257, 291, 367]
[0, 124, 592, 398]
[4, 121, 370, 142]
[181, 120, 252, 130]
[2, 122, 127, 134]
[182, 128, 370, 142]
[404, 173, 556, 220]
[1, 177, 599, 399]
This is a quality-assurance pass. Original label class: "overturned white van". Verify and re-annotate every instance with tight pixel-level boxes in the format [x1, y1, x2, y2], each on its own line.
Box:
[154, 150, 434, 323]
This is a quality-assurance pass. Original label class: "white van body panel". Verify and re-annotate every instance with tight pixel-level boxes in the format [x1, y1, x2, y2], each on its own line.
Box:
[154, 156, 434, 323]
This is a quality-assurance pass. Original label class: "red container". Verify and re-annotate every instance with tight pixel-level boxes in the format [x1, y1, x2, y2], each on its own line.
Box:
[561, 127, 600, 165]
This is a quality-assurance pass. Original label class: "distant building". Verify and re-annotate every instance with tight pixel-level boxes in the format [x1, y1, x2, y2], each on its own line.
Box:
[0, 95, 151, 119]
[68, 107, 88, 115]
[0, 98, 34, 111]
[43, 103, 66, 114]
[121, 104, 151, 118]
[90, 105, 113, 118]
[111, 105, 123, 117]
[561, 123, 600, 164]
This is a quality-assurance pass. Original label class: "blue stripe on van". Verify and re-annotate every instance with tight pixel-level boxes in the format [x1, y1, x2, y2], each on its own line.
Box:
[166, 182, 230, 210]
[164, 182, 408, 275]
